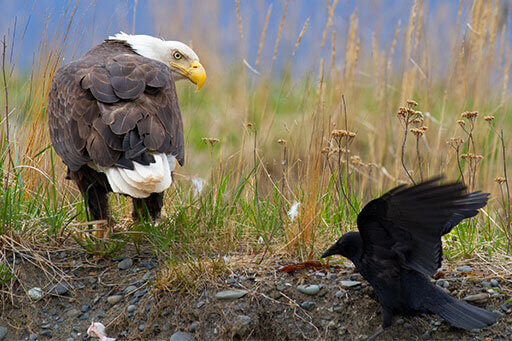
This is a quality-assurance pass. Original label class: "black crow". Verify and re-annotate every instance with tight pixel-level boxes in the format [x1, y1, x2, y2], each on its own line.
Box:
[322, 178, 496, 339]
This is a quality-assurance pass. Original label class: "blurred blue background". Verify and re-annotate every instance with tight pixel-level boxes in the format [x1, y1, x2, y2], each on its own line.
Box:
[0, 1, 507, 72]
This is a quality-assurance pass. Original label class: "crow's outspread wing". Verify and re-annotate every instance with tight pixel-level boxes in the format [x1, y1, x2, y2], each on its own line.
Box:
[357, 177, 489, 276]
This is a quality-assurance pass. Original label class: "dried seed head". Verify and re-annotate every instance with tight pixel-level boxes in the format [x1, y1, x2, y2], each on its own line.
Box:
[277, 139, 287, 145]
[457, 120, 466, 127]
[246, 122, 253, 128]
[350, 155, 362, 165]
[461, 111, 478, 119]
[406, 99, 418, 107]
[331, 129, 348, 137]
[414, 111, 424, 118]
[348, 131, 357, 138]
[202, 137, 220, 146]
[495, 177, 507, 183]
[420, 126, 428, 132]
[448, 137, 463, 149]
[484, 115, 495, 122]
[411, 118, 424, 125]
[321, 147, 330, 154]
[410, 128, 425, 136]
[460, 153, 483, 160]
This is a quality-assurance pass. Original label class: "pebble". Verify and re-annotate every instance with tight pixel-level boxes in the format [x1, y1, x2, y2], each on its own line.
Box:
[215, 289, 248, 300]
[189, 321, 199, 333]
[195, 301, 205, 309]
[52, 283, 68, 295]
[118, 258, 133, 270]
[29, 334, 37, 341]
[140, 260, 155, 270]
[421, 332, 431, 340]
[81, 305, 90, 313]
[138, 323, 146, 331]
[315, 272, 325, 277]
[436, 280, 448, 288]
[462, 293, 488, 303]
[276, 285, 286, 291]
[65, 308, 80, 320]
[500, 303, 511, 313]
[78, 313, 89, 320]
[124, 285, 137, 295]
[41, 323, 51, 329]
[404, 323, 413, 329]
[340, 280, 361, 288]
[170, 331, 195, 341]
[40, 330, 52, 338]
[327, 274, 337, 280]
[481, 280, 491, 288]
[28, 287, 43, 300]
[300, 301, 316, 311]
[490, 279, 499, 287]
[297, 284, 320, 295]
[335, 290, 344, 298]
[232, 315, 252, 337]
[127, 305, 136, 313]
[0, 326, 6, 341]
[456, 265, 472, 273]
[107, 295, 123, 305]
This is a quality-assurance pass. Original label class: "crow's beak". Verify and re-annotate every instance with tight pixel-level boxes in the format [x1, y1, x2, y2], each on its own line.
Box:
[321, 243, 338, 258]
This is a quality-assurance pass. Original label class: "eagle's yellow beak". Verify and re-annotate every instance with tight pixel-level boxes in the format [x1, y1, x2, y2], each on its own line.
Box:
[187, 61, 206, 91]
[170, 60, 206, 92]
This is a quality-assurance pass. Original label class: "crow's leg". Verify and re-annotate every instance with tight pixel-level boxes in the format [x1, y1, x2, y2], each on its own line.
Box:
[368, 307, 393, 340]
[68, 166, 112, 237]
[132, 192, 164, 221]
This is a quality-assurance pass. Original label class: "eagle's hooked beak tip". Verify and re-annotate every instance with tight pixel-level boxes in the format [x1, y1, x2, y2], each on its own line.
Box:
[188, 60, 206, 92]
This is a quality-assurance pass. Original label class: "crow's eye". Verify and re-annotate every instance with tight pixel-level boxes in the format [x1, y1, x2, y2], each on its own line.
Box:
[173, 51, 182, 60]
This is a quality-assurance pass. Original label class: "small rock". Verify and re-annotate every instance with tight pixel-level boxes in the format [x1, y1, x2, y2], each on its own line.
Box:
[335, 290, 345, 298]
[64, 308, 80, 320]
[297, 284, 320, 295]
[315, 272, 326, 277]
[41, 323, 51, 329]
[170, 331, 195, 341]
[78, 313, 89, 320]
[127, 305, 136, 313]
[81, 305, 90, 313]
[463, 293, 488, 303]
[456, 265, 472, 273]
[140, 260, 155, 270]
[195, 301, 205, 309]
[481, 280, 491, 288]
[232, 315, 252, 337]
[28, 287, 43, 300]
[436, 280, 448, 288]
[52, 283, 68, 295]
[40, 330, 52, 338]
[29, 334, 37, 341]
[500, 303, 510, 313]
[118, 258, 133, 270]
[215, 289, 248, 300]
[226, 278, 236, 284]
[396, 319, 404, 325]
[421, 332, 431, 340]
[107, 295, 123, 305]
[0, 326, 7, 341]
[300, 301, 316, 311]
[404, 323, 413, 329]
[189, 321, 199, 333]
[276, 285, 286, 291]
[340, 280, 361, 289]
[138, 323, 146, 331]
[490, 279, 499, 287]
[124, 285, 137, 295]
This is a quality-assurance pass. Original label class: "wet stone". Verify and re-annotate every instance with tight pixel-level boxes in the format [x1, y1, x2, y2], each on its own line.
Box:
[456, 265, 472, 273]
[297, 284, 320, 295]
[215, 290, 248, 300]
[118, 258, 133, 270]
[463, 293, 488, 303]
[170, 331, 195, 341]
[300, 301, 316, 311]
[340, 280, 361, 289]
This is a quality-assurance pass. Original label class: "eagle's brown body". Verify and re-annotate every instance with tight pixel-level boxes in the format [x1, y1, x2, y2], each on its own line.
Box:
[48, 40, 185, 220]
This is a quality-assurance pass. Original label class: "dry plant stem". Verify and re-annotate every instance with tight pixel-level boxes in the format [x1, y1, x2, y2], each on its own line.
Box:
[253, 128, 260, 211]
[500, 129, 511, 253]
[416, 135, 423, 181]
[401, 115, 416, 185]
[342, 95, 351, 202]
[455, 146, 466, 185]
[2, 36, 11, 193]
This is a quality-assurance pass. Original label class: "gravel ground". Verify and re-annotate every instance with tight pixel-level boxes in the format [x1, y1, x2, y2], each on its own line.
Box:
[1, 248, 511, 340]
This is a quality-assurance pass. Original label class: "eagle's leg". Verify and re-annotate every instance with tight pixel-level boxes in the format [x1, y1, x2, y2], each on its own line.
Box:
[132, 192, 164, 221]
[68, 166, 112, 236]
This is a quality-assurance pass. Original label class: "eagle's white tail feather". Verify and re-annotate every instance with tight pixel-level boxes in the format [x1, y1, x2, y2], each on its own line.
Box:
[99, 154, 177, 198]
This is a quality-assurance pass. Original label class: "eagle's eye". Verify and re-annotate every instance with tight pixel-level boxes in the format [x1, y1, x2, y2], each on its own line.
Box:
[173, 51, 182, 60]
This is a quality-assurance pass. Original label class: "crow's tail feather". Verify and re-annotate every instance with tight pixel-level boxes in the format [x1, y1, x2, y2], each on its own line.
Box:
[430, 296, 496, 330]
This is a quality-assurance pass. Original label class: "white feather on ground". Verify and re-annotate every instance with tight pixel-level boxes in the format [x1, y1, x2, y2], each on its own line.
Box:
[97, 153, 176, 198]
[87, 322, 116, 341]
[287, 201, 300, 222]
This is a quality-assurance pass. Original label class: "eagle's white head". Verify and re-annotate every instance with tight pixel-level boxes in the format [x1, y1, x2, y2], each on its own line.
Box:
[109, 32, 206, 91]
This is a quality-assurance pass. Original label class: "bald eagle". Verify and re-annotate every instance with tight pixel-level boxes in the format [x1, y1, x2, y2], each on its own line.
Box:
[47, 33, 205, 222]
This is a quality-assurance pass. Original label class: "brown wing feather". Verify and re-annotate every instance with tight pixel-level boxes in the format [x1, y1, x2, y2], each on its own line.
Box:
[47, 40, 186, 174]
